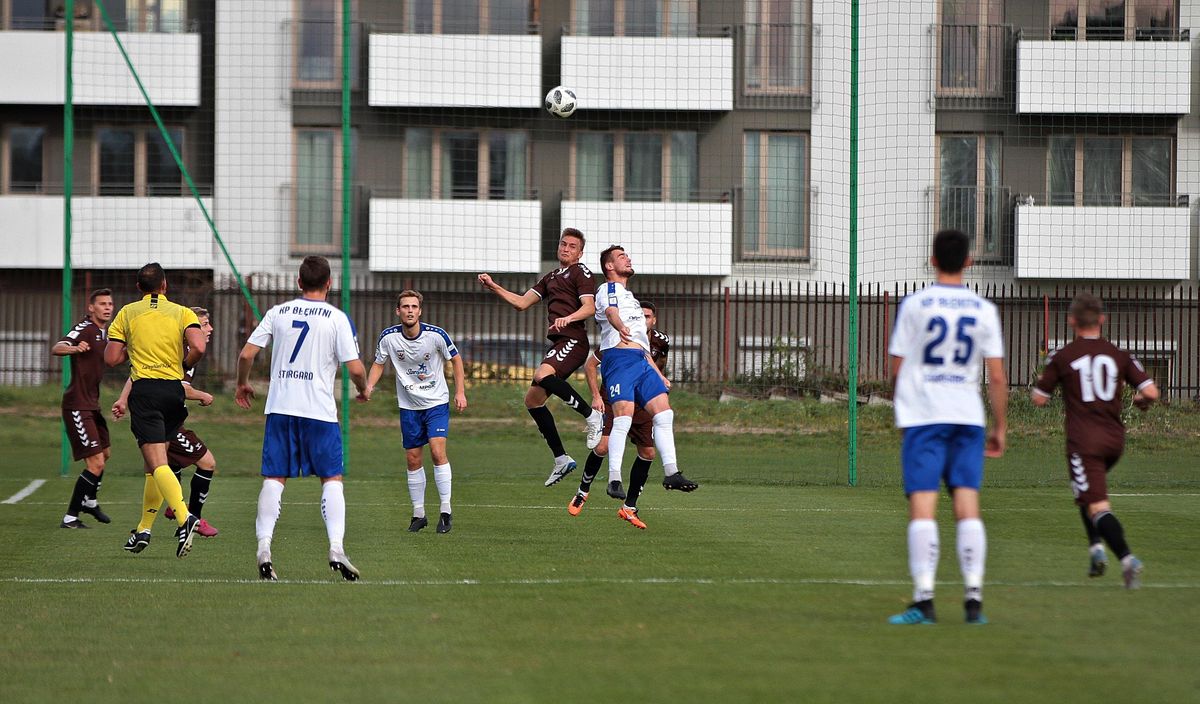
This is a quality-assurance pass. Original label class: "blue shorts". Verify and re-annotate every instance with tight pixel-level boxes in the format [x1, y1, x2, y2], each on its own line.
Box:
[400, 404, 450, 449]
[901, 424, 985, 494]
[261, 413, 343, 479]
[600, 348, 668, 407]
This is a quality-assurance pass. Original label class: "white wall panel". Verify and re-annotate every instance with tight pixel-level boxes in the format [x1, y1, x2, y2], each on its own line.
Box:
[369, 34, 541, 108]
[0, 31, 200, 105]
[1015, 205, 1190, 279]
[369, 199, 541, 273]
[560, 201, 732, 276]
[561, 37, 733, 111]
[1018, 40, 1191, 114]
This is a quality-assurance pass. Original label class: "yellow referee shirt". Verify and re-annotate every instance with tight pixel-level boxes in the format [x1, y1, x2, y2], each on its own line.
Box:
[108, 293, 200, 381]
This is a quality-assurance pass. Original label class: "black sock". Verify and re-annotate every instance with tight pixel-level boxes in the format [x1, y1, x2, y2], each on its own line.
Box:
[65, 471, 92, 517]
[1080, 505, 1101, 546]
[536, 376, 593, 419]
[579, 451, 604, 492]
[528, 406, 566, 457]
[625, 455, 652, 508]
[171, 466, 183, 482]
[1094, 511, 1131, 560]
[189, 469, 214, 517]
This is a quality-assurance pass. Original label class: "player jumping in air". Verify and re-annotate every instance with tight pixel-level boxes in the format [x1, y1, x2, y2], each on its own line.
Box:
[572, 300, 677, 525]
[887, 229, 1007, 625]
[477, 227, 605, 487]
[1032, 293, 1158, 589]
[365, 290, 467, 535]
[594, 246, 698, 530]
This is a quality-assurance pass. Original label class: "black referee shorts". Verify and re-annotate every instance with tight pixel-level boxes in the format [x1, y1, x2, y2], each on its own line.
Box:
[129, 378, 188, 446]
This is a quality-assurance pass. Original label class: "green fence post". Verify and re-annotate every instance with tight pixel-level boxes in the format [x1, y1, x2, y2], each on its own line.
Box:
[847, 0, 860, 487]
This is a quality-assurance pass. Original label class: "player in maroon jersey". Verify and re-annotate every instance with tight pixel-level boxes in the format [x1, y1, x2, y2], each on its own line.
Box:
[53, 288, 115, 529]
[1032, 293, 1159, 589]
[478, 227, 606, 486]
[571, 301, 691, 528]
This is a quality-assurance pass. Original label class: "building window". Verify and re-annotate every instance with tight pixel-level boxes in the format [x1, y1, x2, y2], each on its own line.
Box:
[2, 1, 187, 32]
[742, 131, 807, 260]
[744, 0, 810, 95]
[1048, 135, 1174, 207]
[570, 130, 698, 203]
[295, 129, 356, 253]
[2, 126, 45, 194]
[125, 0, 187, 33]
[938, 0, 1004, 96]
[1051, 0, 1178, 40]
[402, 128, 529, 200]
[572, 0, 696, 37]
[94, 126, 184, 196]
[405, 0, 531, 34]
[937, 134, 1003, 260]
[295, 0, 359, 88]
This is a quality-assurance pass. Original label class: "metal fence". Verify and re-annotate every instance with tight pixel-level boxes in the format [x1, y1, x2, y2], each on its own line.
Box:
[3, 270, 1198, 400]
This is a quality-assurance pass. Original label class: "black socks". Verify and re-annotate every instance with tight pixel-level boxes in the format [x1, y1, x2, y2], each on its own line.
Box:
[536, 376, 592, 419]
[528, 406, 566, 456]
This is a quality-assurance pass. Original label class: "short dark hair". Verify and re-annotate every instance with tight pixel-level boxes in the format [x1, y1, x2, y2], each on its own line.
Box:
[88, 288, 112, 303]
[190, 306, 209, 320]
[136, 263, 166, 293]
[640, 300, 656, 314]
[396, 289, 423, 307]
[932, 229, 970, 274]
[1069, 293, 1104, 328]
[561, 228, 585, 247]
[599, 244, 624, 271]
[298, 255, 331, 292]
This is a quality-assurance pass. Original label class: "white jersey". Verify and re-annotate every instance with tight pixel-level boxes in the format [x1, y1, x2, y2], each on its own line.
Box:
[889, 284, 1004, 428]
[594, 280, 650, 353]
[247, 298, 360, 423]
[375, 323, 458, 410]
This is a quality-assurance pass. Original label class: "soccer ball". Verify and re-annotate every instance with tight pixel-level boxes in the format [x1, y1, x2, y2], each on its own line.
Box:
[545, 86, 578, 118]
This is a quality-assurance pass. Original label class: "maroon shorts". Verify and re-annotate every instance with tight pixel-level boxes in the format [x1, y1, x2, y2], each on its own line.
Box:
[63, 409, 109, 461]
[1067, 451, 1121, 506]
[602, 402, 654, 448]
[540, 336, 590, 378]
[167, 427, 208, 469]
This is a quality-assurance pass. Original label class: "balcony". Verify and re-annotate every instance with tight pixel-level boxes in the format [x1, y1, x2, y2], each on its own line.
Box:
[368, 195, 541, 273]
[0, 195, 215, 269]
[561, 193, 733, 276]
[561, 28, 733, 111]
[367, 30, 541, 108]
[1014, 200, 1189, 280]
[1016, 33, 1190, 114]
[935, 24, 1012, 110]
[0, 30, 200, 106]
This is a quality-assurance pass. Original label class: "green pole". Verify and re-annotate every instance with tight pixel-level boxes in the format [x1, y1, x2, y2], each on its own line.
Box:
[847, 0, 860, 487]
[340, 0, 352, 468]
[60, 0, 75, 478]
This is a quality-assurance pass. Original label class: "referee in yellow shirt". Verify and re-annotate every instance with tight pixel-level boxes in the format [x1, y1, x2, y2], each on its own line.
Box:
[105, 262, 207, 558]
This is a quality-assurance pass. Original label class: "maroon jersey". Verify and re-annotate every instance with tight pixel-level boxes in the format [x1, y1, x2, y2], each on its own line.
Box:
[1034, 337, 1152, 452]
[530, 263, 595, 343]
[59, 318, 107, 410]
[649, 329, 670, 369]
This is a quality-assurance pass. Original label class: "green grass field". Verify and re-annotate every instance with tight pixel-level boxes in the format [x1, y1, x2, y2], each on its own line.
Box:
[1, 384, 1198, 702]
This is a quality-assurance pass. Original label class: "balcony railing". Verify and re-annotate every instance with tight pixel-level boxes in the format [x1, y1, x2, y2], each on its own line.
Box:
[565, 186, 729, 204]
[736, 23, 812, 109]
[937, 24, 1010, 99]
[935, 185, 1012, 264]
[1043, 191, 1188, 208]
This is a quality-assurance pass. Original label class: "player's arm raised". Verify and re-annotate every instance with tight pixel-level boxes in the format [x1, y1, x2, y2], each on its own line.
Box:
[984, 357, 1008, 458]
[551, 295, 596, 332]
[477, 273, 540, 311]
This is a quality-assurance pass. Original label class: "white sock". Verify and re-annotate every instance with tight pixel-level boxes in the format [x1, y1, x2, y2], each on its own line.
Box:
[957, 518, 986, 600]
[607, 416, 632, 483]
[407, 467, 426, 518]
[255, 479, 285, 547]
[434, 463, 452, 514]
[321, 481, 346, 553]
[908, 519, 939, 602]
[652, 409, 679, 476]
